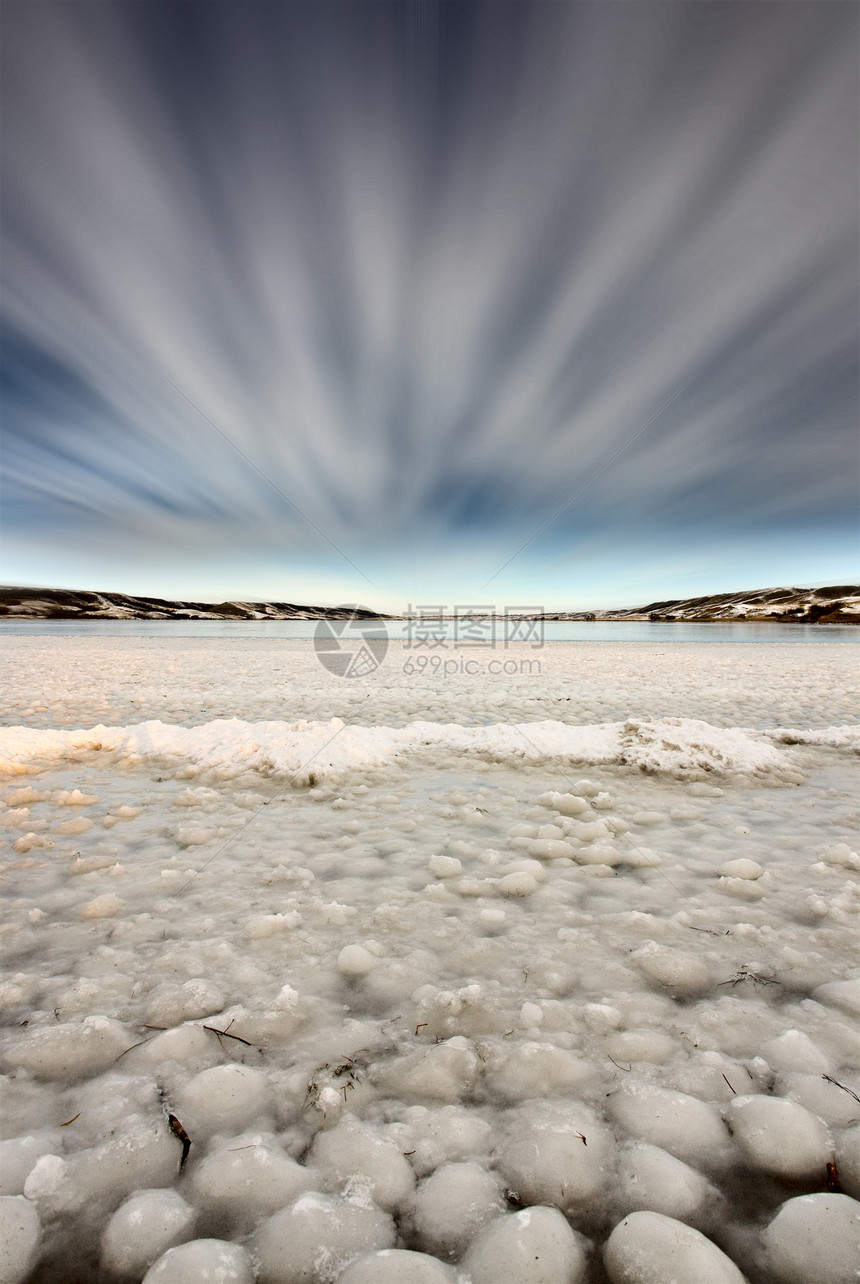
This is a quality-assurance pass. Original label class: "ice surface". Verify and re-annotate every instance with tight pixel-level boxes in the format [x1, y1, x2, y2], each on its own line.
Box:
[0, 635, 858, 1281]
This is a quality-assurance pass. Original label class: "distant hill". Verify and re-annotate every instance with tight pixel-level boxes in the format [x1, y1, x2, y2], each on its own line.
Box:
[1, 584, 857, 623]
[540, 585, 860, 624]
[0, 587, 388, 620]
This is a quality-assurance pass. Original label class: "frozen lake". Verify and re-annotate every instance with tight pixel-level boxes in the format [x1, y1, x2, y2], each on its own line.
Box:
[0, 634, 858, 1283]
[1, 618, 857, 642]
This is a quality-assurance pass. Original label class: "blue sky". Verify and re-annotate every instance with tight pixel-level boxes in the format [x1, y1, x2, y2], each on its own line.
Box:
[2, 1, 857, 612]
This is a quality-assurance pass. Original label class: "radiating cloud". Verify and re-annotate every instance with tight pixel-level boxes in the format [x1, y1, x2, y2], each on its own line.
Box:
[1, 0, 856, 599]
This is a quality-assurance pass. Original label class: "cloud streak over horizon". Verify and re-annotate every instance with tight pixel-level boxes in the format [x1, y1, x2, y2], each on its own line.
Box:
[2, 1, 857, 605]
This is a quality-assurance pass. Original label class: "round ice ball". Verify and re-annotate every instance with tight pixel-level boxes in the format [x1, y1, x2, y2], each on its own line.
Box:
[496, 1100, 614, 1214]
[191, 1134, 316, 1231]
[309, 1116, 415, 1212]
[462, 1206, 588, 1284]
[409, 1161, 505, 1258]
[615, 1143, 719, 1225]
[101, 1188, 195, 1277]
[604, 1210, 746, 1283]
[763, 1193, 860, 1284]
[337, 945, 376, 978]
[141, 1238, 253, 1283]
[0, 1132, 62, 1197]
[2, 1016, 131, 1081]
[337, 1248, 455, 1282]
[725, 1095, 830, 1181]
[255, 1191, 395, 1284]
[607, 1084, 732, 1167]
[173, 1064, 270, 1137]
[0, 1195, 41, 1284]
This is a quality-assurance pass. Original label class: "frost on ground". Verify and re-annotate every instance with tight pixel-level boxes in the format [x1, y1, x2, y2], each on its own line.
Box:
[0, 636, 858, 1283]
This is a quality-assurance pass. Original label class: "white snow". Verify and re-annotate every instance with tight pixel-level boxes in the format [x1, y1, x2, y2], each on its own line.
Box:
[0, 633, 858, 1282]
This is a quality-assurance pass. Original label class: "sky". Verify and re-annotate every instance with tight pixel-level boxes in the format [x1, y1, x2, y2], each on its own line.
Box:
[1, 0, 857, 613]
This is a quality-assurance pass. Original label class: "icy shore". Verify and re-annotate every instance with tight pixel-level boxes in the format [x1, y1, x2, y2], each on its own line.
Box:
[0, 637, 858, 1282]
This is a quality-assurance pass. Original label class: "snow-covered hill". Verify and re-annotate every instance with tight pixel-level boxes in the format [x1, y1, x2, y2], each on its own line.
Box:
[0, 588, 387, 620]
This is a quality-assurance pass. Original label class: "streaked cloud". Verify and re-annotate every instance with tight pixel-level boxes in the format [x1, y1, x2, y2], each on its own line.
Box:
[1, 1, 856, 605]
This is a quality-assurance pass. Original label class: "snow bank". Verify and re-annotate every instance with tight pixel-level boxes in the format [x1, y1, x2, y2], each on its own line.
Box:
[0, 714, 821, 783]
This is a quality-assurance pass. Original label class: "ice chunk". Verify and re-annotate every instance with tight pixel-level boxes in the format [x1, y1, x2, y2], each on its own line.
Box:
[462, 1206, 588, 1284]
[25, 1119, 179, 1222]
[12, 833, 53, 852]
[632, 944, 711, 994]
[763, 1193, 860, 1284]
[606, 1030, 676, 1066]
[574, 780, 601, 797]
[538, 791, 590, 816]
[819, 844, 860, 871]
[409, 1161, 505, 1257]
[725, 1095, 830, 1180]
[56, 788, 100, 805]
[191, 1133, 316, 1230]
[835, 1125, 860, 1199]
[145, 978, 225, 1026]
[254, 1190, 395, 1283]
[607, 1084, 733, 1167]
[56, 816, 93, 834]
[337, 945, 376, 978]
[101, 1188, 195, 1277]
[0, 1196, 41, 1284]
[142, 1238, 254, 1283]
[520, 1002, 543, 1027]
[337, 1249, 455, 1282]
[389, 1105, 492, 1176]
[615, 1143, 720, 1225]
[718, 859, 763, 880]
[762, 1029, 831, 1075]
[604, 1210, 746, 1283]
[813, 979, 860, 1017]
[495, 1100, 614, 1214]
[2, 1016, 132, 1081]
[309, 1116, 415, 1212]
[498, 871, 539, 897]
[77, 894, 124, 918]
[376, 1037, 479, 1102]
[484, 1042, 593, 1102]
[173, 1064, 271, 1137]
[428, 855, 462, 879]
[0, 1131, 62, 1197]
[127, 1023, 215, 1072]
